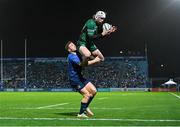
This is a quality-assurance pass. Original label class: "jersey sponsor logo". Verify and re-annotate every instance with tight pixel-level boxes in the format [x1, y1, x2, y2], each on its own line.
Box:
[87, 29, 95, 33]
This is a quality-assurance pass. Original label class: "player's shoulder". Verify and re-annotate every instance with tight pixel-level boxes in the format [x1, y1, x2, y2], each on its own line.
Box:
[86, 19, 96, 26]
[68, 53, 75, 58]
[68, 53, 78, 60]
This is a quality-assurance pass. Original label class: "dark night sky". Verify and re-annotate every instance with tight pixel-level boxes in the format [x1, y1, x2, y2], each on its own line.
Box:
[0, 0, 180, 77]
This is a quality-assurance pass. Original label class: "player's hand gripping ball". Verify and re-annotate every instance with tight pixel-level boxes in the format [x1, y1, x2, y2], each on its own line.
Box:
[103, 23, 112, 31]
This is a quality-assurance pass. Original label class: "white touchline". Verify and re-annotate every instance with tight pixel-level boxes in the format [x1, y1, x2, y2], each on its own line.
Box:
[0, 117, 180, 122]
[169, 92, 180, 100]
[36, 103, 69, 109]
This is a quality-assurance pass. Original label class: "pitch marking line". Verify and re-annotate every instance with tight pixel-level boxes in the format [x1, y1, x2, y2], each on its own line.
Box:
[97, 97, 109, 100]
[169, 92, 180, 100]
[0, 117, 180, 122]
[10, 107, 122, 110]
[36, 103, 69, 109]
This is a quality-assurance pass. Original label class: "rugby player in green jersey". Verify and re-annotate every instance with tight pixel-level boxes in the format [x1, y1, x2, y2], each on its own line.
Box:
[77, 11, 117, 62]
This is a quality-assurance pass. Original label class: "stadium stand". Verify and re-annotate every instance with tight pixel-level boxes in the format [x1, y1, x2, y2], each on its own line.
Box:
[1, 57, 148, 90]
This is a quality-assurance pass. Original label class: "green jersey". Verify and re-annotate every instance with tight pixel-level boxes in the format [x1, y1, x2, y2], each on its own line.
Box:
[77, 19, 103, 52]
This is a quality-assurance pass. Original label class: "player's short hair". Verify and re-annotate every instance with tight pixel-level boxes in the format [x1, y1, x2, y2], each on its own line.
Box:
[65, 41, 73, 51]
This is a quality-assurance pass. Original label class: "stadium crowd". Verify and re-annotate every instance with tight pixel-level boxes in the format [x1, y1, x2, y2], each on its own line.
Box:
[1, 57, 148, 89]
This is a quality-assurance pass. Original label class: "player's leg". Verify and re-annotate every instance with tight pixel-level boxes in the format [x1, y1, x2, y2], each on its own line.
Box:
[83, 82, 97, 116]
[70, 80, 89, 118]
[80, 87, 92, 103]
[77, 41, 92, 63]
[78, 86, 92, 118]
[92, 49, 105, 61]
[85, 82, 97, 96]
[89, 43, 104, 61]
[79, 46, 91, 58]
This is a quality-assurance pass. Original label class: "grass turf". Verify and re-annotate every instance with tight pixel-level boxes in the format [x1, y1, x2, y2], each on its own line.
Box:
[0, 92, 180, 126]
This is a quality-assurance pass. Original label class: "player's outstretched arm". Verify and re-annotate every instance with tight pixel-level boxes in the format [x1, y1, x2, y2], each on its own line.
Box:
[80, 56, 101, 67]
[88, 56, 101, 65]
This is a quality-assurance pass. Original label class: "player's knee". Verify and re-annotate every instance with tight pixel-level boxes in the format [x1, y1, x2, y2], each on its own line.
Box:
[97, 55, 105, 61]
[84, 93, 91, 100]
[89, 93, 93, 97]
[84, 52, 91, 58]
[79, 47, 91, 58]
[91, 89, 97, 96]
[101, 57, 105, 61]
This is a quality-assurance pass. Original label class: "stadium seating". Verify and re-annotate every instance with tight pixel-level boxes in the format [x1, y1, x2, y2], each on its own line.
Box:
[1, 57, 148, 89]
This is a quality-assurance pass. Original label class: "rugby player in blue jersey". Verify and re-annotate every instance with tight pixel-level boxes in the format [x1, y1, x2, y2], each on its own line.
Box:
[65, 41, 101, 118]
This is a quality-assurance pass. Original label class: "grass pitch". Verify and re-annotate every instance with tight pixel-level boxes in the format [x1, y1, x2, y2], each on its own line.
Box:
[0, 92, 180, 126]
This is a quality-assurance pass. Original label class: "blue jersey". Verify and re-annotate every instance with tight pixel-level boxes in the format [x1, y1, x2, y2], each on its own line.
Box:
[67, 52, 90, 91]
[67, 52, 83, 82]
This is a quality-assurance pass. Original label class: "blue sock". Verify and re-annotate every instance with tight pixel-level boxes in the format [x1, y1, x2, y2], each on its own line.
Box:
[79, 102, 88, 114]
[87, 96, 94, 107]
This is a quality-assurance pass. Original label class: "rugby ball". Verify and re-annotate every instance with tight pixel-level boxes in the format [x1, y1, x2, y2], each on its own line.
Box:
[103, 23, 112, 31]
